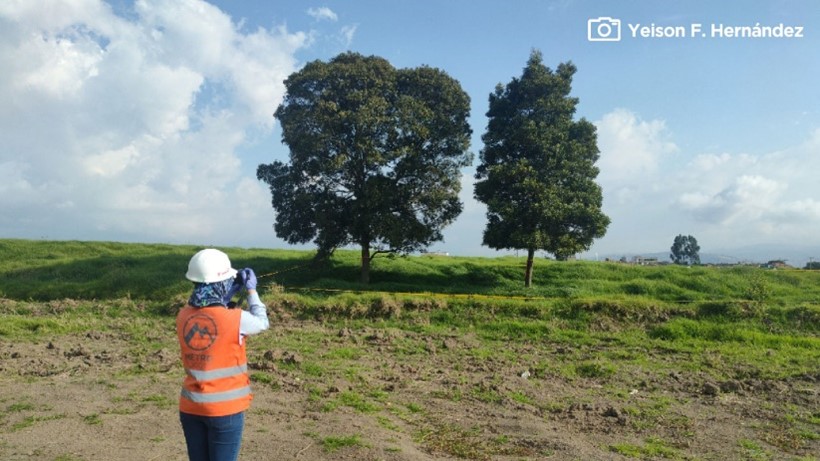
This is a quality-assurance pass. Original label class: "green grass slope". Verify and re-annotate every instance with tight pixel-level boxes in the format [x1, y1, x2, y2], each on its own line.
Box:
[2, 238, 819, 307]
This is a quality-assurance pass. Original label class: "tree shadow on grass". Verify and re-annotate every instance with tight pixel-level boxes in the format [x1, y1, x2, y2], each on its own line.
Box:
[0, 250, 315, 302]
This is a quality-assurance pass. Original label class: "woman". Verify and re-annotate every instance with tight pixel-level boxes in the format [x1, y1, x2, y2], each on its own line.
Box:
[177, 249, 270, 460]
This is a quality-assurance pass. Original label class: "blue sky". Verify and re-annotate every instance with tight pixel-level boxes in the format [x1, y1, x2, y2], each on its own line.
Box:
[2, 0, 819, 263]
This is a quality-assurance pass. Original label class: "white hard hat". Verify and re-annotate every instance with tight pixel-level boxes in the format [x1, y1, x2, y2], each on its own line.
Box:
[185, 249, 238, 283]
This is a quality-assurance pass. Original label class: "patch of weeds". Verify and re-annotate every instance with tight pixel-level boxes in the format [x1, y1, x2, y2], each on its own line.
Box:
[325, 346, 363, 360]
[759, 421, 814, 452]
[417, 423, 485, 460]
[468, 346, 504, 361]
[0, 317, 68, 338]
[369, 389, 390, 402]
[738, 439, 771, 461]
[7, 402, 35, 412]
[609, 437, 683, 459]
[306, 386, 323, 405]
[339, 391, 380, 413]
[477, 319, 551, 341]
[417, 422, 535, 461]
[95, 379, 119, 390]
[250, 372, 273, 384]
[321, 434, 366, 452]
[276, 361, 300, 374]
[103, 406, 138, 416]
[320, 400, 339, 413]
[54, 455, 83, 461]
[621, 396, 681, 432]
[509, 391, 535, 406]
[150, 436, 166, 443]
[575, 361, 616, 379]
[322, 391, 380, 413]
[393, 337, 428, 356]
[141, 393, 173, 409]
[83, 413, 102, 425]
[406, 402, 424, 413]
[301, 362, 325, 377]
[430, 386, 463, 403]
[795, 428, 819, 441]
[541, 400, 565, 414]
[11, 413, 67, 431]
[743, 273, 772, 316]
[250, 372, 281, 390]
[377, 415, 399, 431]
[610, 442, 643, 457]
[343, 365, 367, 383]
[470, 383, 504, 405]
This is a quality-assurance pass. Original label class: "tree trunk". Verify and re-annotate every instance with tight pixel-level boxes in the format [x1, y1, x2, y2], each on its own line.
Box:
[360, 243, 370, 284]
[524, 248, 535, 288]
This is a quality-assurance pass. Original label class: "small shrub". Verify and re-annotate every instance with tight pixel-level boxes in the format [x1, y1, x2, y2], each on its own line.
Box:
[575, 361, 615, 379]
[744, 273, 771, 315]
[83, 413, 102, 425]
[7, 402, 35, 412]
[338, 391, 380, 413]
[369, 296, 402, 318]
[321, 434, 365, 452]
[406, 402, 423, 413]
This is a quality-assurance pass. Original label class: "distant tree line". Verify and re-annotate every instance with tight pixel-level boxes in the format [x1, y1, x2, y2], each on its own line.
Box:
[257, 50, 610, 286]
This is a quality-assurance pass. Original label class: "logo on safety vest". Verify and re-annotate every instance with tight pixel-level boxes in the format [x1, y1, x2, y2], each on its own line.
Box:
[183, 314, 218, 351]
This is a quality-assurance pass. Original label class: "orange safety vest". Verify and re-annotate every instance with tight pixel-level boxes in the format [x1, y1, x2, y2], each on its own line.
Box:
[176, 306, 252, 416]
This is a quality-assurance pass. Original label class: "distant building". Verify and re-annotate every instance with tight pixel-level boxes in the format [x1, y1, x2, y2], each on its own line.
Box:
[761, 260, 790, 269]
[632, 256, 659, 266]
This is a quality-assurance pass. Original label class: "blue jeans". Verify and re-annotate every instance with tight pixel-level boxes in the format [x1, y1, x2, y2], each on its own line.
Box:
[180, 411, 245, 461]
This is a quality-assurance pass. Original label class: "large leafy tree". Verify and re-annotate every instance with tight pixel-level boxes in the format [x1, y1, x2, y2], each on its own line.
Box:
[474, 50, 610, 287]
[257, 52, 472, 283]
[670, 234, 701, 265]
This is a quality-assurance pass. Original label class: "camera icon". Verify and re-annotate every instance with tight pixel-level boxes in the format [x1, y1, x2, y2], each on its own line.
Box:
[588, 17, 621, 41]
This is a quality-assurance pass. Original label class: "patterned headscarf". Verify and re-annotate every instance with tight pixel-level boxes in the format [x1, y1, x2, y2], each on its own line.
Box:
[188, 277, 235, 307]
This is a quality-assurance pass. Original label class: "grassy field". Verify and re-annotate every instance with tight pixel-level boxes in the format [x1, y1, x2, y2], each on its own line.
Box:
[0, 238, 818, 460]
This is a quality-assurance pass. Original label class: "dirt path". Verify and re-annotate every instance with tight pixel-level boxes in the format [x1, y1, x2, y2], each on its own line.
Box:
[1, 319, 818, 460]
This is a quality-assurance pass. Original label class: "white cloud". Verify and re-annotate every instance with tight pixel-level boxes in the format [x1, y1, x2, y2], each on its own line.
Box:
[586, 109, 820, 256]
[595, 108, 678, 187]
[673, 129, 820, 243]
[340, 24, 358, 48]
[0, 0, 308, 245]
[678, 175, 785, 224]
[307, 6, 338, 22]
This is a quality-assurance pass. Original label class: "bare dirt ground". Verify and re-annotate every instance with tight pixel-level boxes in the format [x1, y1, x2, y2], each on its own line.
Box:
[1, 317, 818, 461]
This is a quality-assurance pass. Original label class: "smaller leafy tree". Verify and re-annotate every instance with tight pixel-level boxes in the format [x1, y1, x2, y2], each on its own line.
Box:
[805, 261, 820, 270]
[474, 51, 609, 287]
[670, 234, 701, 265]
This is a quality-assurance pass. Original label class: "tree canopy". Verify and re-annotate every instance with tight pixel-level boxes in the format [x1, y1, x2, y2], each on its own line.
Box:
[670, 234, 701, 265]
[257, 52, 472, 283]
[474, 50, 610, 287]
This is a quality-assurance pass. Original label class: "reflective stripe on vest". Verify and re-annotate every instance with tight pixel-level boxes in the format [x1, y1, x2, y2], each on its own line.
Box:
[181, 385, 251, 404]
[185, 364, 248, 381]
